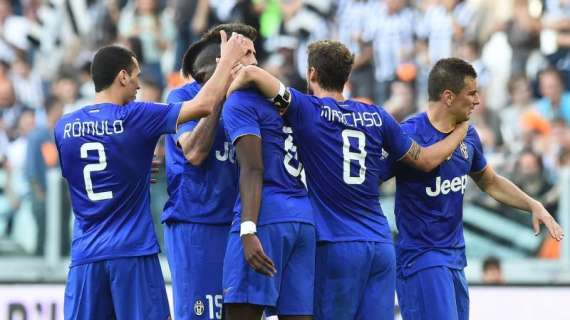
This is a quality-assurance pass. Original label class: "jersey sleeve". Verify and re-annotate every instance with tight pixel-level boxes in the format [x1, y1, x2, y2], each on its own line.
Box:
[380, 109, 413, 161]
[222, 92, 261, 144]
[126, 101, 182, 138]
[469, 126, 488, 173]
[285, 88, 318, 131]
[167, 87, 199, 141]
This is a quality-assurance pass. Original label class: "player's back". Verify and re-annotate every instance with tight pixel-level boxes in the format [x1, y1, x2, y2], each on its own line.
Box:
[162, 82, 238, 224]
[222, 89, 313, 230]
[55, 101, 180, 266]
[285, 89, 412, 242]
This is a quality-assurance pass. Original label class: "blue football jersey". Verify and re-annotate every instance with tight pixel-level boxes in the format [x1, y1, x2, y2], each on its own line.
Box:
[392, 112, 487, 277]
[285, 88, 413, 242]
[161, 82, 238, 224]
[54, 101, 181, 266]
[222, 89, 313, 230]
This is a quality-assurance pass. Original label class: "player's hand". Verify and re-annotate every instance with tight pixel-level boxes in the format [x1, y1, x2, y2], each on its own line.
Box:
[219, 30, 248, 66]
[531, 202, 564, 241]
[150, 155, 161, 184]
[241, 234, 276, 276]
[227, 64, 253, 98]
[455, 121, 469, 139]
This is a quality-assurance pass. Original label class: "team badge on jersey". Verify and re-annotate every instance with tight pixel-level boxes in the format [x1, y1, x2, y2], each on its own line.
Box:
[194, 299, 205, 316]
[460, 142, 468, 159]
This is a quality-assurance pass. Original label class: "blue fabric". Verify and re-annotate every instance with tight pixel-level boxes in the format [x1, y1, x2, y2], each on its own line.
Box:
[314, 241, 396, 320]
[390, 112, 487, 277]
[162, 82, 238, 224]
[396, 266, 469, 320]
[222, 222, 316, 315]
[285, 88, 412, 242]
[64, 254, 170, 320]
[164, 223, 230, 320]
[54, 101, 181, 267]
[222, 89, 313, 230]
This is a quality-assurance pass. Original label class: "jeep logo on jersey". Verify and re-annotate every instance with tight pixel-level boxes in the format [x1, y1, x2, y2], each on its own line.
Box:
[425, 175, 468, 197]
[460, 142, 469, 159]
[194, 299, 205, 316]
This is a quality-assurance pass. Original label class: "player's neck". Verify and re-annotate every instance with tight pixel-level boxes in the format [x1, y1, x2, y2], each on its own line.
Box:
[427, 103, 457, 133]
[314, 88, 346, 101]
[312, 87, 345, 101]
[95, 89, 127, 106]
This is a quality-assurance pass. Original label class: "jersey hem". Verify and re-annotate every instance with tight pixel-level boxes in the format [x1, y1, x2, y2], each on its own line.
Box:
[69, 249, 160, 268]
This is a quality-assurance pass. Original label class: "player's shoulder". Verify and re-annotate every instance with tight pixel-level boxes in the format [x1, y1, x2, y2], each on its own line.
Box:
[55, 106, 86, 131]
[168, 81, 201, 103]
[399, 112, 425, 134]
[226, 89, 271, 110]
[465, 124, 482, 142]
[290, 87, 320, 104]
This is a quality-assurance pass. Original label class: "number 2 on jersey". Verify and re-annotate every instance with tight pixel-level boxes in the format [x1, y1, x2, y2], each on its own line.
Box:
[80, 142, 113, 201]
[342, 129, 367, 184]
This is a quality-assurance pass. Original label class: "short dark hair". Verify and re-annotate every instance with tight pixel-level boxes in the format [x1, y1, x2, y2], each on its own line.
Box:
[181, 23, 257, 82]
[428, 58, 477, 101]
[307, 40, 354, 92]
[482, 256, 501, 271]
[91, 45, 137, 92]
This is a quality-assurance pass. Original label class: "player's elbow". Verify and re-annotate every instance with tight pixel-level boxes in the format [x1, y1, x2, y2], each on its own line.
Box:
[418, 159, 437, 172]
[185, 150, 207, 166]
[196, 101, 214, 118]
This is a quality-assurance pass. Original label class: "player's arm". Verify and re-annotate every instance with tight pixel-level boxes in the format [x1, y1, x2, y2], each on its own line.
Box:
[235, 135, 277, 276]
[227, 65, 289, 114]
[177, 107, 222, 165]
[399, 122, 469, 172]
[176, 31, 248, 124]
[470, 166, 564, 241]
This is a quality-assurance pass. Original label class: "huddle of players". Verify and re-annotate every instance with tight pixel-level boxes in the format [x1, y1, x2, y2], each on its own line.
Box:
[55, 22, 564, 320]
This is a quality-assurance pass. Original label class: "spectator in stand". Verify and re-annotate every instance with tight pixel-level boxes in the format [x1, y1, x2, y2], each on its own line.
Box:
[416, 0, 476, 66]
[118, 0, 176, 89]
[0, 0, 30, 62]
[368, 0, 416, 105]
[536, 68, 570, 125]
[482, 256, 505, 284]
[383, 80, 416, 122]
[10, 53, 44, 111]
[337, 0, 376, 102]
[500, 75, 548, 155]
[86, 0, 122, 49]
[25, 97, 63, 256]
[541, 0, 570, 89]
[512, 150, 559, 216]
[52, 71, 80, 115]
[172, 0, 210, 71]
[503, 0, 541, 77]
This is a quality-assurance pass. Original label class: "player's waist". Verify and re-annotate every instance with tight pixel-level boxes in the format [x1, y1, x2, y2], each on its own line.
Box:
[396, 247, 466, 277]
[161, 204, 234, 224]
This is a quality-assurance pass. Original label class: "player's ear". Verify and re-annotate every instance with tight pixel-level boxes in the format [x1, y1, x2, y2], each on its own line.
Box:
[442, 89, 455, 107]
[308, 67, 317, 83]
[118, 69, 129, 87]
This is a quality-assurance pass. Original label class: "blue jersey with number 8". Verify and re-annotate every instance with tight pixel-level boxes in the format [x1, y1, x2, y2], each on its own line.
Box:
[54, 101, 181, 266]
[285, 89, 412, 242]
[222, 89, 313, 231]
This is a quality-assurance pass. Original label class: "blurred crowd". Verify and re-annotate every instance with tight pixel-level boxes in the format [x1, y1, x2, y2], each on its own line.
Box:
[0, 0, 569, 256]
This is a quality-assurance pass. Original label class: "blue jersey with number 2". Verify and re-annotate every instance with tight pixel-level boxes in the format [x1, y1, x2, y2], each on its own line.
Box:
[54, 101, 181, 266]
